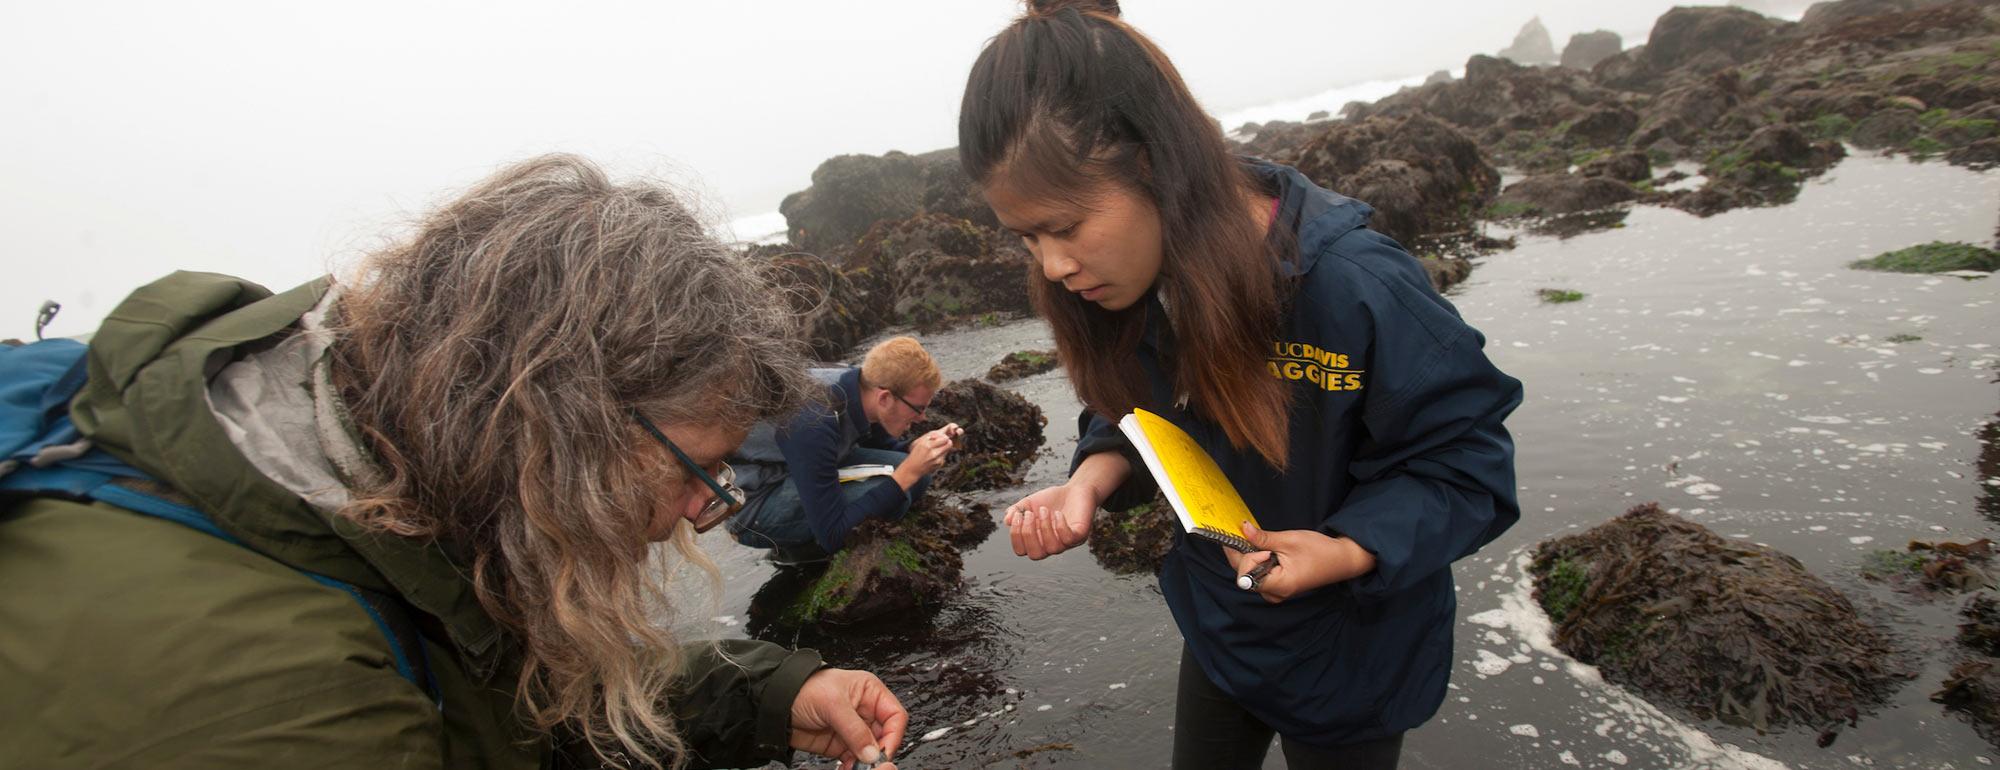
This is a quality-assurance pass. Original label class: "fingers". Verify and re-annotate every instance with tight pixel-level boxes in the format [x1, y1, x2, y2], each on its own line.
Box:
[1005, 489, 1079, 560]
[1033, 507, 1057, 556]
[1008, 507, 1029, 557]
[819, 687, 886, 768]
[870, 685, 909, 761]
[1008, 505, 1051, 559]
[1036, 505, 1075, 557]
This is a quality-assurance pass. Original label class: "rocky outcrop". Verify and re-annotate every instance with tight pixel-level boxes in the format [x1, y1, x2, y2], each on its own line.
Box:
[1670, 124, 1846, 216]
[755, 245, 894, 362]
[1561, 30, 1625, 71]
[1498, 17, 1559, 66]
[1632, 76, 1743, 150]
[911, 378, 1047, 494]
[1494, 174, 1638, 217]
[915, 148, 1000, 230]
[1530, 503, 1903, 733]
[1579, 150, 1653, 183]
[755, 210, 1034, 358]
[780, 152, 927, 254]
[772, 497, 993, 628]
[987, 349, 1060, 382]
[1286, 113, 1502, 243]
[1600, 7, 1792, 91]
[1565, 105, 1642, 147]
[1354, 55, 1629, 147]
[845, 214, 1034, 330]
[1801, 0, 1929, 32]
[779, 148, 999, 256]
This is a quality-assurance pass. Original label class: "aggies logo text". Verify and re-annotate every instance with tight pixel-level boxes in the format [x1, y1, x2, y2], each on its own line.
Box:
[1268, 341, 1363, 392]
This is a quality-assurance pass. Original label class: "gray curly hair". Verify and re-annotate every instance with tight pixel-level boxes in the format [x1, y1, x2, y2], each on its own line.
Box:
[329, 153, 818, 768]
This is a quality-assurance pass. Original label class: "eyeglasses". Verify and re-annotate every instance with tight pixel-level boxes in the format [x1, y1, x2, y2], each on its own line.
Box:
[888, 389, 930, 418]
[632, 409, 745, 534]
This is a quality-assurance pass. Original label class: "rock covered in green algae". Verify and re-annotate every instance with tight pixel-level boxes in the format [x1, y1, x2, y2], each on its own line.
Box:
[911, 378, 1047, 494]
[1088, 493, 1177, 575]
[1530, 503, 1904, 734]
[986, 349, 1059, 383]
[1850, 241, 2000, 274]
[775, 497, 995, 628]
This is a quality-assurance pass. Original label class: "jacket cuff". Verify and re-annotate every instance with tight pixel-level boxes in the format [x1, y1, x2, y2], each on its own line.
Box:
[1072, 413, 1158, 510]
[751, 647, 825, 761]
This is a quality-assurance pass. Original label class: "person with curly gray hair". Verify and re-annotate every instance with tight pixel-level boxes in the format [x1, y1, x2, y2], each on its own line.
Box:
[0, 154, 906, 769]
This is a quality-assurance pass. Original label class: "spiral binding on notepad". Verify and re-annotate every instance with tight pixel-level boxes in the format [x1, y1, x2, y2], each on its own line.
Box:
[1193, 525, 1254, 553]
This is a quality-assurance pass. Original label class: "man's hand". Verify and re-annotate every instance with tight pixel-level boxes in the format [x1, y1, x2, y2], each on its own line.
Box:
[789, 668, 907, 770]
[893, 423, 958, 489]
[1223, 524, 1377, 604]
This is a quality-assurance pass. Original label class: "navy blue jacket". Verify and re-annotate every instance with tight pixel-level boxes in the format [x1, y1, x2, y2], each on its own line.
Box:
[735, 367, 913, 552]
[1075, 162, 1523, 746]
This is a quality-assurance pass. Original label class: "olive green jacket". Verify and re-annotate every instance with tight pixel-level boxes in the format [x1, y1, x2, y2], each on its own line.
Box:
[0, 272, 819, 769]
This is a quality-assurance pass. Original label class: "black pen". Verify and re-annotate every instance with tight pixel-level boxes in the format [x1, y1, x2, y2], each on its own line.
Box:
[1236, 553, 1279, 591]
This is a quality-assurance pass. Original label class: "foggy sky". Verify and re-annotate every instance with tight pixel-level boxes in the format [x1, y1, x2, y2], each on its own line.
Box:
[1, 1, 1815, 337]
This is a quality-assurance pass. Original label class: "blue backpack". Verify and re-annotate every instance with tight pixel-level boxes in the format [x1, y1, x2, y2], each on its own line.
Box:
[0, 337, 440, 705]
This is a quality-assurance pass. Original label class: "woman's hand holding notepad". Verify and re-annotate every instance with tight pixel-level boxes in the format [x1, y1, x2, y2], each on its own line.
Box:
[1119, 408, 1377, 602]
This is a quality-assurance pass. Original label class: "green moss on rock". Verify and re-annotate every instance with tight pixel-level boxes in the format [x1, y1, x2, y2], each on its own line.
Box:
[1850, 242, 2000, 274]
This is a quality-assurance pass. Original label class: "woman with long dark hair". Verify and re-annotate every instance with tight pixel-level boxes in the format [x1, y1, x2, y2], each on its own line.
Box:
[963, 3, 1524, 767]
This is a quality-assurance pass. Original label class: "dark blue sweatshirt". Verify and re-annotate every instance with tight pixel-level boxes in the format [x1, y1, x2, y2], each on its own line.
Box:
[768, 368, 912, 552]
[1074, 161, 1523, 747]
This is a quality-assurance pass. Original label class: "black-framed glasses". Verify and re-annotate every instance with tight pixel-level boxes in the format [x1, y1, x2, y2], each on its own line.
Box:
[632, 409, 745, 534]
[888, 389, 930, 418]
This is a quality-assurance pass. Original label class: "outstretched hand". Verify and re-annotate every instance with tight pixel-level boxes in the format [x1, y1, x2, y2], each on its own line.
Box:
[1003, 483, 1099, 559]
[789, 668, 908, 770]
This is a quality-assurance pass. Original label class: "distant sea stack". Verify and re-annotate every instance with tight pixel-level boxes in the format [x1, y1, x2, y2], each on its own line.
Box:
[1560, 30, 1623, 70]
[1498, 16, 1558, 66]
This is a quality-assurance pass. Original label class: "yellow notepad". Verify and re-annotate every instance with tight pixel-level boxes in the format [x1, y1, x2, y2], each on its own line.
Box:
[1117, 408, 1262, 552]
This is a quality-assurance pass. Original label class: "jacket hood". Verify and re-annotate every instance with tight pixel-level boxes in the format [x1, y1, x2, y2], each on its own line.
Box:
[70, 271, 508, 680]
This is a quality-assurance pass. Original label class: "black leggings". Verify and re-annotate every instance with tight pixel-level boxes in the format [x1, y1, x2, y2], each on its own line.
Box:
[1173, 647, 1404, 770]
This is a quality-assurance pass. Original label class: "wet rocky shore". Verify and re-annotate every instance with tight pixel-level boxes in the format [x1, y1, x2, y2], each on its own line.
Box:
[707, 2, 2000, 766]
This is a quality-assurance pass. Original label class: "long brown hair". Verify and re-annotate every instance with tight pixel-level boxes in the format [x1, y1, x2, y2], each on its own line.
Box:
[330, 154, 819, 768]
[959, 0, 1295, 468]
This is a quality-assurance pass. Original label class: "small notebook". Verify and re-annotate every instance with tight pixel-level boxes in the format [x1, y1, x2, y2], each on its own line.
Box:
[1117, 408, 1262, 553]
[837, 464, 897, 483]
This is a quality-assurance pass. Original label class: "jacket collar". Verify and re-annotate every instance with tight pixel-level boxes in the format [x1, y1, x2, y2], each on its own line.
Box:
[203, 282, 510, 681]
[1243, 159, 1374, 278]
[837, 366, 870, 436]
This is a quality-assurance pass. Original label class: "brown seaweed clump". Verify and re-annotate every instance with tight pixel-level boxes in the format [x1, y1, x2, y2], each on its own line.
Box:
[1936, 593, 2000, 747]
[986, 349, 1059, 382]
[1529, 503, 1904, 736]
[1088, 493, 1177, 575]
[912, 378, 1047, 494]
[1861, 539, 1996, 598]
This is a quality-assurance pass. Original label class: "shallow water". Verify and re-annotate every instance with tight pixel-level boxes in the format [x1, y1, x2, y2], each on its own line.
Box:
[687, 151, 2000, 769]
